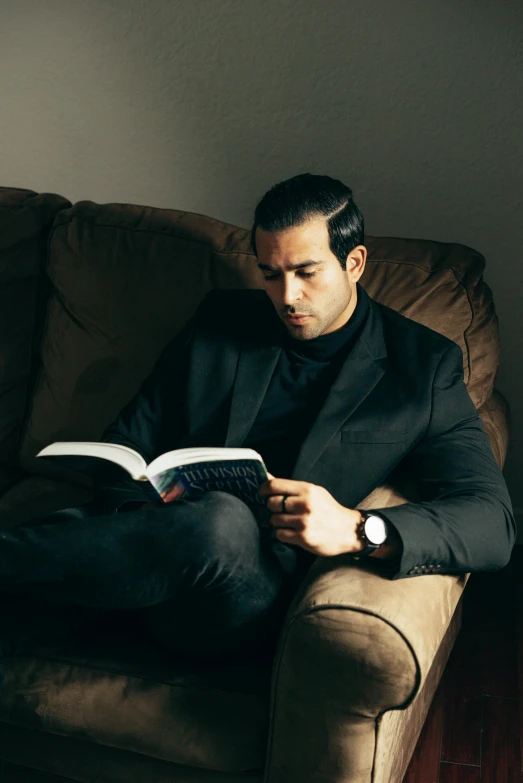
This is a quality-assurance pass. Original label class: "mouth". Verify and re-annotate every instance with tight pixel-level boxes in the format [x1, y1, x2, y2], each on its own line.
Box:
[285, 314, 310, 325]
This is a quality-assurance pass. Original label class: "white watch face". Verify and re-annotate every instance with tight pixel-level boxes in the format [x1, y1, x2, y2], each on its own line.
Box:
[364, 515, 388, 545]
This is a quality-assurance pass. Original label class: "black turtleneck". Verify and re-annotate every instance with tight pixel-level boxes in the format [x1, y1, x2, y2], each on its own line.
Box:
[243, 282, 369, 478]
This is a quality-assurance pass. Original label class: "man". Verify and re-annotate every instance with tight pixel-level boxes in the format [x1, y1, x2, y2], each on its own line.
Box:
[0, 174, 515, 671]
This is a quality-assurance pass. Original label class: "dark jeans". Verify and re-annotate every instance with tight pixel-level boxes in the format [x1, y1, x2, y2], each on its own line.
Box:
[0, 492, 314, 669]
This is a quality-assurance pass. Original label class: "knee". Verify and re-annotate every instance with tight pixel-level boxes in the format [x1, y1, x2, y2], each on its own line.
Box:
[199, 491, 257, 522]
[197, 491, 259, 544]
[173, 491, 261, 564]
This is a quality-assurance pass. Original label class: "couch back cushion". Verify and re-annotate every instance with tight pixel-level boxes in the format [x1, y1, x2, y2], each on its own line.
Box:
[0, 187, 70, 490]
[19, 201, 499, 477]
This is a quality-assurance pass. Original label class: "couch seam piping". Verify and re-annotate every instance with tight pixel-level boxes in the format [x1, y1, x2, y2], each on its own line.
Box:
[263, 602, 424, 781]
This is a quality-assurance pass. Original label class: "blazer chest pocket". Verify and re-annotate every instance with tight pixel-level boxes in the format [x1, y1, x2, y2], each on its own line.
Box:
[340, 429, 408, 444]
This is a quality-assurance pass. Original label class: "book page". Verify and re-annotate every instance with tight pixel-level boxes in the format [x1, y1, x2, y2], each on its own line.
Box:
[36, 442, 148, 480]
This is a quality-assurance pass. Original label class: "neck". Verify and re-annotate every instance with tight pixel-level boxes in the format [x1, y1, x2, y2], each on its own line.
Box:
[323, 285, 358, 336]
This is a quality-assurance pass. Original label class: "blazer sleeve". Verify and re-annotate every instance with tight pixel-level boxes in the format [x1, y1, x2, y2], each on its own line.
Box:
[369, 342, 516, 579]
[93, 315, 197, 511]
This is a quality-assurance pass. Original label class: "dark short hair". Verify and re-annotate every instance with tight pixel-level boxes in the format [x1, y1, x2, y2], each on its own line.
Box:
[251, 173, 364, 269]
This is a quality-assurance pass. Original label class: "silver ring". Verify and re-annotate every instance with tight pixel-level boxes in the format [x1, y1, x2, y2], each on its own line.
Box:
[281, 495, 288, 514]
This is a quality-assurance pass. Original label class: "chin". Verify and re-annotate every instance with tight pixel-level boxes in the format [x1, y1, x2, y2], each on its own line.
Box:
[287, 325, 320, 340]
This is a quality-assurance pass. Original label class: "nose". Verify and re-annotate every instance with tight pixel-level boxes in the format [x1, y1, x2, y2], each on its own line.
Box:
[280, 274, 302, 308]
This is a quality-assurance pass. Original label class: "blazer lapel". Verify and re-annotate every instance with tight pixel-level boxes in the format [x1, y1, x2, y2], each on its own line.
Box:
[292, 296, 388, 480]
[225, 342, 281, 447]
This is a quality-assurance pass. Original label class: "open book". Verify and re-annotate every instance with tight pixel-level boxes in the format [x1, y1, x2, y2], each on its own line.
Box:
[37, 443, 269, 506]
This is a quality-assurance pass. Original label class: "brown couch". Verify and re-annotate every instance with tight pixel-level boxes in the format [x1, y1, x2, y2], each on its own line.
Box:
[0, 186, 510, 782]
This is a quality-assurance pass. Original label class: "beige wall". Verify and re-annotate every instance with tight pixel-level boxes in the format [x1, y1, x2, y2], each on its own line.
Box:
[1, 0, 522, 526]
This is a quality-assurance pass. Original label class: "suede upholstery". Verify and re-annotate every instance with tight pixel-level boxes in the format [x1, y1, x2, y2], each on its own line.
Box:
[0, 191, 511, 782]
[0, 187, 70, 495]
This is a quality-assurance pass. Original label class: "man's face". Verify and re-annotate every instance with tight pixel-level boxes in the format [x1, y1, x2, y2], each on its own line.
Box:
[255, 216, 366, 340]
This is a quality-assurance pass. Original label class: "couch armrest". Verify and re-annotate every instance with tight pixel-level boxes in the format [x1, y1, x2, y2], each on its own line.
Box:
[264, 483, 468, 783]
[477, 387, 511, 469]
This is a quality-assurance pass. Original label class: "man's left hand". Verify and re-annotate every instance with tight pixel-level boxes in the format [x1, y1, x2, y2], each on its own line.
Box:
[258, 475, 365, 557]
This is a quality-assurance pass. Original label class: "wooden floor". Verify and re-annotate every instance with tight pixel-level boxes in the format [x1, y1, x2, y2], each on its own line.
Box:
[403, 546, 522, 782]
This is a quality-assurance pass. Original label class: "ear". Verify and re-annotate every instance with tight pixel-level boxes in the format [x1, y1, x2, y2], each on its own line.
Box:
[346, 245, 367, 282]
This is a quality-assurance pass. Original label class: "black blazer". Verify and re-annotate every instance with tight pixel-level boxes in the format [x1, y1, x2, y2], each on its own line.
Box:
[101, 287, 515, 579]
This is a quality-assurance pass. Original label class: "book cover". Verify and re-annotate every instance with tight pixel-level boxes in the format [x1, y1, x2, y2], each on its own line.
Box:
[149, 458, 268, 505]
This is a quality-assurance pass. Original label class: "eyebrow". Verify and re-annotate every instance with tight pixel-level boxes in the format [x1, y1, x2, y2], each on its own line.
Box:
[257, 260, 322, 272]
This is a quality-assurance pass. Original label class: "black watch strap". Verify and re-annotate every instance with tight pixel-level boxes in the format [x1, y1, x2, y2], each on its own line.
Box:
[354, 511, 387, 558]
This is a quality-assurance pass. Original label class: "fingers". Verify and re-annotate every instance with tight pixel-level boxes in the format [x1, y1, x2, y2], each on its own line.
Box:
[274, 528, 301, 545]
[270, 513, 303, 530]
[257, 477, 307, 499]
[265, 494, 292, 513]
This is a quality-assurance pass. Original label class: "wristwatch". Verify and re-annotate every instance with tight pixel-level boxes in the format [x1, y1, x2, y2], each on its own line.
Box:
[354, 511, 388, 558]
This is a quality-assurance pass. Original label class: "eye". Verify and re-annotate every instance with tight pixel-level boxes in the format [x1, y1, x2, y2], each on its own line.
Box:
[263, 270, 317, 281]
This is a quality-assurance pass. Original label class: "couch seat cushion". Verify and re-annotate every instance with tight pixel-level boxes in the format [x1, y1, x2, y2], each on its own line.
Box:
[0, 610, 271, 773]
[0, 723, 262, 783]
